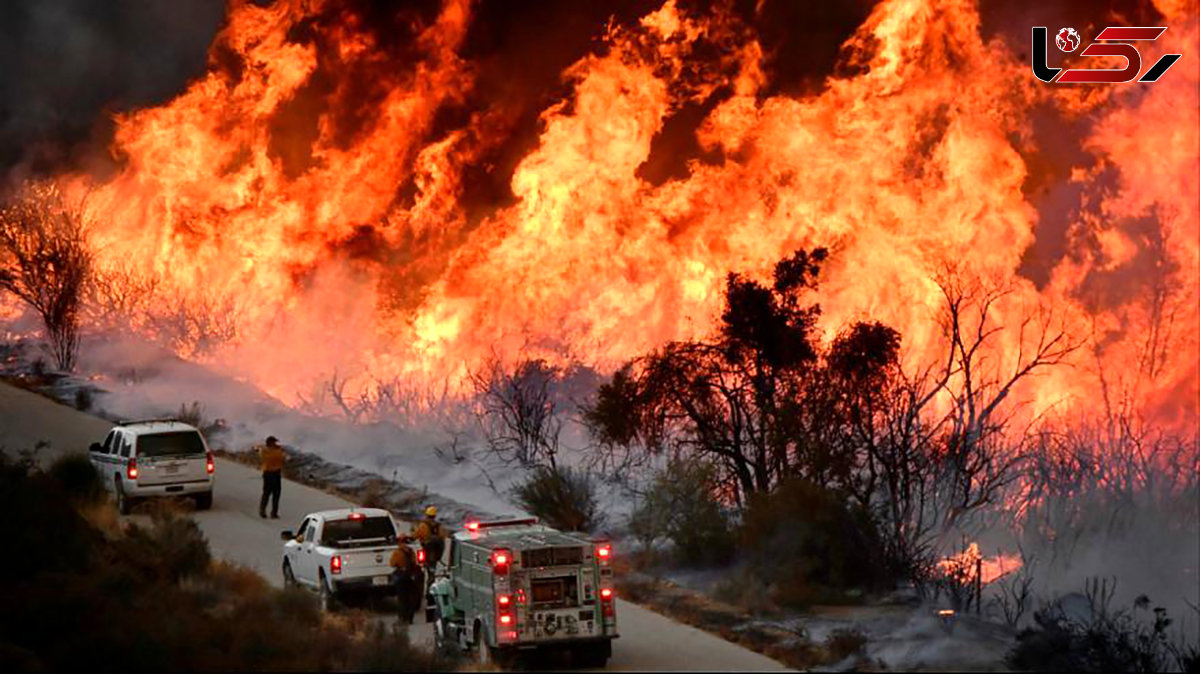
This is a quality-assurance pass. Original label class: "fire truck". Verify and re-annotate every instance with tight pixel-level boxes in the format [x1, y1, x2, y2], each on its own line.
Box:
[425, 517, 617, 667]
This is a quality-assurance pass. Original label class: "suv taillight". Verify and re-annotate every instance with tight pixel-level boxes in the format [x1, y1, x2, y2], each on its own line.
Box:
[127, 458, 139, 480]
[330, 555, 342, 575]
[417, 548, 426, 565]
[206, 451, 215, 474]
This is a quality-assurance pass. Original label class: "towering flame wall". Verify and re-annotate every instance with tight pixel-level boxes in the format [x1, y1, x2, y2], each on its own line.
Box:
[58, 0, 1197, 427]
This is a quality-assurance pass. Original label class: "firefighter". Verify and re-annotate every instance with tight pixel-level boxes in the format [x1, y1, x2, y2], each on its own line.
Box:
[390, 534, 424, 624]
[413, 505, 447, 586]
[257, 436, 285, 519]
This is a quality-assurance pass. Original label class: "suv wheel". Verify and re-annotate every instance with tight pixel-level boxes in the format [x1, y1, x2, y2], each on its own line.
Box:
[115, 477, 132, 515]
[194, 491, 213, 511]
[318, 573, 337, 613]
[282, 561, 297, 588]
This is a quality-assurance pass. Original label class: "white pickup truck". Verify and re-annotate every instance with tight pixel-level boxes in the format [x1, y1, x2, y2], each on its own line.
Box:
[280, 508, 416, 611]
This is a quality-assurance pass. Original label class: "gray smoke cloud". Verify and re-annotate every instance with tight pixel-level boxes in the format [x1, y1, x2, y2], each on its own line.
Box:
[0, 0, 225, 176]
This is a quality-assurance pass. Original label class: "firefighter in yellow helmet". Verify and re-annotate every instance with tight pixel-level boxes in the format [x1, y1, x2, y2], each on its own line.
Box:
[413, 505, 447, 589]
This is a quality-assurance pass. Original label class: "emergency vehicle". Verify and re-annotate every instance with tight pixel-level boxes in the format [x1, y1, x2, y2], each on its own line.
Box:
[426, 517, 617, 667]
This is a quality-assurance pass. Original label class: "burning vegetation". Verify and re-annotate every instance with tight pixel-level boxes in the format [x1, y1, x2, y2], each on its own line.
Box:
[0, 0, 1196, 668]
[0, 0, 1187, 424]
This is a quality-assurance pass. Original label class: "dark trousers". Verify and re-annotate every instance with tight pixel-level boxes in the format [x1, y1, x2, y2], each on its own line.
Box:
[260, 470, 281, 517]
[394, 569, 425, 624]
[422, 540, 444, 589]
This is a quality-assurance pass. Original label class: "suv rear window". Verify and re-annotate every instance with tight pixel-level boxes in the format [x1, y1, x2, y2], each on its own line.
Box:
[137, 431, 206, 457]
[321, 517, 396, 547]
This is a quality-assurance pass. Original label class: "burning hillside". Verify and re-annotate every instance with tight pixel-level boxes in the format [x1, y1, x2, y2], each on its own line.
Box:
[3, 0, 1196, 433]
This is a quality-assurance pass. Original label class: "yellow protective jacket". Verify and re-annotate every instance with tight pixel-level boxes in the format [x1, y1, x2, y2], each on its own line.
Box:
[390, 545, 417, 571]
[413, 519, 446, 544]
[259, 445, 285, 473]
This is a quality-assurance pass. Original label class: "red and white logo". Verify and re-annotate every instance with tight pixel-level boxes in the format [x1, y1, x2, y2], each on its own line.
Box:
[1032, 26, 1182, 83]
[1056, 27, 1081, 52]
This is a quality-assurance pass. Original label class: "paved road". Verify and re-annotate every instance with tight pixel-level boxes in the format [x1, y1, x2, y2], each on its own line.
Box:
[0, 381, 788, 671]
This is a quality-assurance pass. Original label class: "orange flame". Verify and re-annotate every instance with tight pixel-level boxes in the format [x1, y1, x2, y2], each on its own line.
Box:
[938, 542, 1023, 585]
[43, 0, 1196, 434]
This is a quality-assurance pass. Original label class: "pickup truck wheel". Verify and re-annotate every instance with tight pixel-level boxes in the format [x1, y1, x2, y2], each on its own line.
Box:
[193, 491, 213, 511]
[282, 561, 296, 588]
[115, 477, 132, 515]
[318, 574, 337, 613]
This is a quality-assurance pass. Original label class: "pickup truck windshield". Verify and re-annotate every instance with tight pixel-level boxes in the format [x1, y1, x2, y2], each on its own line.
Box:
[321, 517, 396, 547]
[137, 431, 206, 457]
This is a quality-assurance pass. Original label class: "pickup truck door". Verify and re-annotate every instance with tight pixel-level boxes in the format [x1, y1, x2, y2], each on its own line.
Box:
[295, 519, 321, 587]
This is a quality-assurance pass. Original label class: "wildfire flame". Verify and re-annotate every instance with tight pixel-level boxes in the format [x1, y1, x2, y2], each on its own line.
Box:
[39, 0, 1196, 429]
[937, 542, 1023, 585]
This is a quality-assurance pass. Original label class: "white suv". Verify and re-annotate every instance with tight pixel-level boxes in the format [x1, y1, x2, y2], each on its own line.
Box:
[88, 420, 216, 514]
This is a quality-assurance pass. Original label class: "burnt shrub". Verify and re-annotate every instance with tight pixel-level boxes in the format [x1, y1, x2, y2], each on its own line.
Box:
[513, 465, 603, 533]
[1008, 594, 1199, 673]
[631, 457, 735, 566]
[741, 478, 891, 607]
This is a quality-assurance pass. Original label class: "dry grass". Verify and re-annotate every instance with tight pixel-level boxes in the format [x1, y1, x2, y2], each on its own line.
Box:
[1, 453, 454, 671]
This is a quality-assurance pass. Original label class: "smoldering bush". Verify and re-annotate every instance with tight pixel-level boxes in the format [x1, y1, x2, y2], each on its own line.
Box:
[1008, 589, 1199, 673]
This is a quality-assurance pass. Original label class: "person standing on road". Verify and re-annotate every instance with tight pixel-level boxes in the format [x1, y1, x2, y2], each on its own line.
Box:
[390, 534, 424, 624]
[413, 505, 447, 589]
[258, 436, 285, 519]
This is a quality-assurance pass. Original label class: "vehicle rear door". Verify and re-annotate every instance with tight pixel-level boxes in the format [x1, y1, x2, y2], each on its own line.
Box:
[116, 434, 133, 483]
[135, 431, 209, 486]
[91, 431, 117, 488]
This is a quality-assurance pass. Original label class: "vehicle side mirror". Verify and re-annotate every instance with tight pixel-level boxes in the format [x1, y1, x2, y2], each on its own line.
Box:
[280, 530, 294, 541]
[89, 442, 102, 453]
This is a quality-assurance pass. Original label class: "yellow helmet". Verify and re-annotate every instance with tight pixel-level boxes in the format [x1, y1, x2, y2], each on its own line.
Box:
[424, 506, 438, 517]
